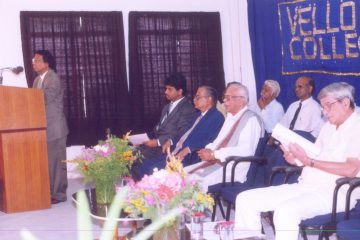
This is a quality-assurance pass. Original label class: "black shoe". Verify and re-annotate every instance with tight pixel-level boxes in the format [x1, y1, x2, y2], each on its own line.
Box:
[51, 198, 65, 204]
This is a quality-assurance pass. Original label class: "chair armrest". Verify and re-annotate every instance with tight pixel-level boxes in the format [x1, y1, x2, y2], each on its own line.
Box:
[229, 156, 267, 184]
[221, 156, 267, 186]
[269, 166, 302, 185]
[329, 177, 354, 224]
[344, 177, 360, 219]
[284, 166, 303, 183]
[349, 177, 360, 187]
[220, 156, 240, 187]
[284, 166, 302, 175]
[269, 166, 287, 185]
[336, 177, 352, 186]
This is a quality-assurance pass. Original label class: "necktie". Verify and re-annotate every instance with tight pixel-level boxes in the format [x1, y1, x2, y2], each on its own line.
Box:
[172, 115, 202, 155]
[161, 102, 173, 124]
[34, 77, 43, 89]
[289, 102, 302, 130]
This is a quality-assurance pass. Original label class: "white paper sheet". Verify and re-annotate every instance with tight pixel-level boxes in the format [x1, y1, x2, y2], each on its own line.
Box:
[272, 123, 320, 161]
[128, 133, 149, 146]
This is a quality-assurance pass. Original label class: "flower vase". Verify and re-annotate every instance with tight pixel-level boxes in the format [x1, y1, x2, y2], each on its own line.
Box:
[95, 178, 115, 204]
[190, 212, 205, 240]
[152, 224, 179, 240]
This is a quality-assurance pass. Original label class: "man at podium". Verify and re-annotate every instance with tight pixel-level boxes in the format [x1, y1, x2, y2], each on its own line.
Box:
[32, 50, 69, 204]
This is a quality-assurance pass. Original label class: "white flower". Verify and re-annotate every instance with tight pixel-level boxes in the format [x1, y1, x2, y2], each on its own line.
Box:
[94, 145, 109, 153]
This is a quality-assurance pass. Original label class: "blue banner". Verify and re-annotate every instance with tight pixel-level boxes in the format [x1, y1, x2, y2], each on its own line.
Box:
[278, 0, 360, 76]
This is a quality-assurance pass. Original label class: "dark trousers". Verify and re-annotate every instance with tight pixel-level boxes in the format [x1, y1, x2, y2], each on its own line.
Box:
[47, 137, 67, 201]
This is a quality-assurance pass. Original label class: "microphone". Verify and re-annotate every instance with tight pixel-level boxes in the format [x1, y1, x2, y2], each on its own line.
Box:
[0, 66, 24, 85]
[0, 66, 24, 74]
[11, 66, 24, 74]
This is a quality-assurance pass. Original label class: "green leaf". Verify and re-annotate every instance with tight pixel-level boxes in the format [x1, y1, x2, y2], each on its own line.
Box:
[77, 191, 93, 240]
[99, 187, 128, 240]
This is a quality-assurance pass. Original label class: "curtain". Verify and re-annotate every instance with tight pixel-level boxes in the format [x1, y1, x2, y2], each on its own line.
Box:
[128, 12, 225, 132]
[20, 11, 130, 146]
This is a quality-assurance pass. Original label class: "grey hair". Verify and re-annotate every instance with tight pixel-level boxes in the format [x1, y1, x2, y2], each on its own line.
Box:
[199, 85, 218, 106]
[317, 82, 355, 109]
[226, 81, 249, 103]
[264, 80, 281, 97]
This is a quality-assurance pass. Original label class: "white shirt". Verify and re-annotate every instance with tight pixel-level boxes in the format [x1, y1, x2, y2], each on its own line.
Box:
[207, 107, 261, 162]
[168, 97, 184, 114]
[300, 112, 360, 188]
[256, 99, 284, 133]
[280, 97, 324, 137]
[36, 71, 48, 89]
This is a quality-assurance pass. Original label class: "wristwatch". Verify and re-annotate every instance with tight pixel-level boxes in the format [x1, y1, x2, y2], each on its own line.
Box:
[310, 158, 315, 167]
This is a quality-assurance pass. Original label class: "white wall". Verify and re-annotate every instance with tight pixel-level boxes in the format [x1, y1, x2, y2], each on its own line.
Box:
[0, 0, 257, 106]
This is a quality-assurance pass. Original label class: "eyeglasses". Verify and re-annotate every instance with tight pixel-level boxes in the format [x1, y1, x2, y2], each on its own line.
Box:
[320, 100, 340, 112]
[193, 95, 209, 101]
[294, 84, 309, 90]
[223, 95, 243, 101]
[32, 58, 43, 63]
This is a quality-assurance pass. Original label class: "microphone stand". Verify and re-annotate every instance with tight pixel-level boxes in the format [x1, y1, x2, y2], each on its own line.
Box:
[0, 71, 3, 85]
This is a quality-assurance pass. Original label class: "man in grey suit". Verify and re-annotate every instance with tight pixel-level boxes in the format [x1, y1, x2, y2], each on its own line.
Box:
[32, 50, 69, 204]
[137, 73, 197, 160]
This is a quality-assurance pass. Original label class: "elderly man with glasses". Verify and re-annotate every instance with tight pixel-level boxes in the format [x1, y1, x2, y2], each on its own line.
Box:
[185, 82, 264, 190]
[234, 82, 360, 240]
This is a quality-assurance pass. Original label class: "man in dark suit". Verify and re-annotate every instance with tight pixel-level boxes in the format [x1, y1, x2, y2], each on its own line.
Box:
[135, 86, 224, 179]
[136, 73, 197, 159]
[32, 50, 69, 204]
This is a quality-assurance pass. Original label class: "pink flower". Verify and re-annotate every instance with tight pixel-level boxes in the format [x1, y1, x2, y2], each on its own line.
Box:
[82, 148, 95, 162]
[162, 172, 184, 193]
[144, 194, 156, 206]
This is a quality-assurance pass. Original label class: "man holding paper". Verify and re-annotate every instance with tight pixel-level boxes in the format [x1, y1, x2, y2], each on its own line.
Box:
[234, 82, 360, 240]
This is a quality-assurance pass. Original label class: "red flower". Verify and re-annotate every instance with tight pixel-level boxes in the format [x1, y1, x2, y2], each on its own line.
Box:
[156, 184, 175, 202]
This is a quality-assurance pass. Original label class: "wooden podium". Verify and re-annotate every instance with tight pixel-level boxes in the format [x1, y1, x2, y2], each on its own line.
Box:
[0, 86, 51, 213]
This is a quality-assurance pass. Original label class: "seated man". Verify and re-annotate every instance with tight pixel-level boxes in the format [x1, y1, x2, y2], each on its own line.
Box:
[234, 82, 360, 240]
[256, 79, 284, 134]
[279, 76, 324, 137]
[185, 82, 264, 190]
[136, 73, 197, 159]
[135, 86, 225, 179]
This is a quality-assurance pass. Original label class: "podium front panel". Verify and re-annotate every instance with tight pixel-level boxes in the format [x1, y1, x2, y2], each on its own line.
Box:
[0, 130, 50, 213]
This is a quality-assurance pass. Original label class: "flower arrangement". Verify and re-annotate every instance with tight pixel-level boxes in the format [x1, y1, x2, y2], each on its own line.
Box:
[123, 152, 214, 222]
[69, 132, 140, 203]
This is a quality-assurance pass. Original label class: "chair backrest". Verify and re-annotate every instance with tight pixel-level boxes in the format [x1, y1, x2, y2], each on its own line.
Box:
[245, 136, 269, 187]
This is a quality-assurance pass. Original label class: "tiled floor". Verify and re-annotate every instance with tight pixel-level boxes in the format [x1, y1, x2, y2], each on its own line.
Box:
[0, 178, 337, 240]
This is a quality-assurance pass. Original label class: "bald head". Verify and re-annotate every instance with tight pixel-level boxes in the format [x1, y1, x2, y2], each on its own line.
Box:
[295, 76, 314, 101]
